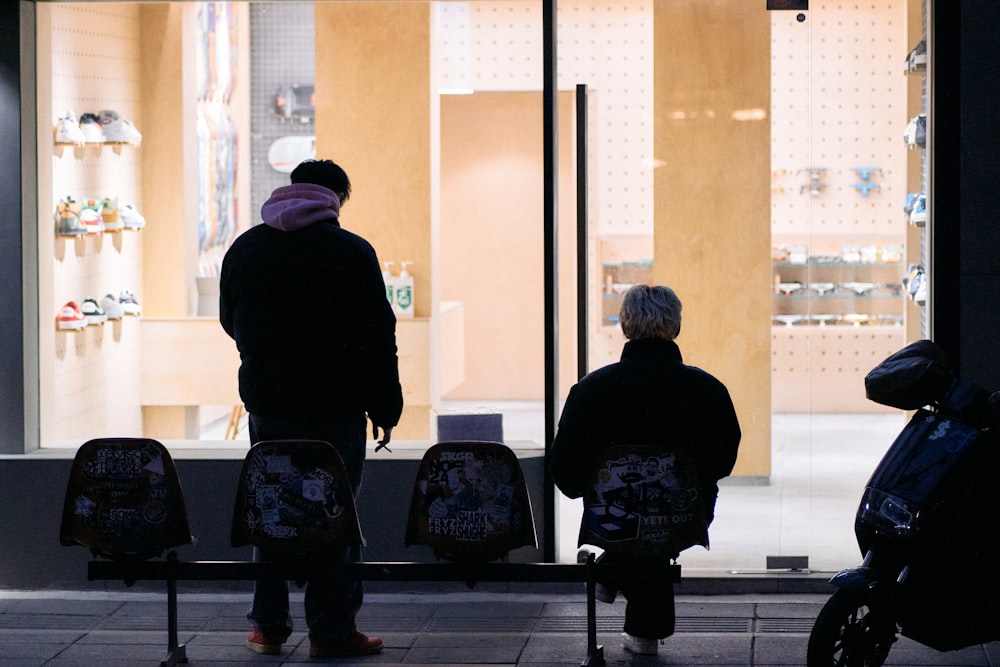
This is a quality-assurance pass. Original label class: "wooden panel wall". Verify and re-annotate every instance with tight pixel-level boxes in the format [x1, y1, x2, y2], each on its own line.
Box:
[653, 1, 772, 478]
[313, 2, 433, 438]
[438, 91, 578, 401]
[313, 2, 432, 319]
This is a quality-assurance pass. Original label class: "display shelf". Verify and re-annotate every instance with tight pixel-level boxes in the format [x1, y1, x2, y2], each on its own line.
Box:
[601, 260, 653, 326]
[772, 256, 904, 328]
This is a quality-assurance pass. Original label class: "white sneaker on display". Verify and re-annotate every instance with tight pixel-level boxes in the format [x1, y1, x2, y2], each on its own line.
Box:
[120, 203, 146, 230]
[98, 109, 143, 145]
[54, 110, 86, 145]
[622, 633, 659, 655]
[101, 294, 125, 320]
[79, 113, 105, 143]
[118, 290, 142, 316]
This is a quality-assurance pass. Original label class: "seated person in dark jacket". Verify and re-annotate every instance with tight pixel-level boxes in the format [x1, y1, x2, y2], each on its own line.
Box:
[550, 284, 741, 656]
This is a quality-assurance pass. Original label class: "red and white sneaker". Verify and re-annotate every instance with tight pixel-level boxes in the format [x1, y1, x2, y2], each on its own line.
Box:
[245, 628, 282, 655]
[56, 301, 87, 331]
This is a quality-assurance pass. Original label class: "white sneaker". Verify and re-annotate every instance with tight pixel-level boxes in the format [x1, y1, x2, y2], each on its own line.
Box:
[101, 294, 125, 320]
[54, 110, 86, 145]
[79, 206, 104, 234]
[79, 113, 105, 143]
[119, 290, 142, 316]
[98, 109, 142, 145]
[622, 633, 658, 655]
[120, 203, 146, 230]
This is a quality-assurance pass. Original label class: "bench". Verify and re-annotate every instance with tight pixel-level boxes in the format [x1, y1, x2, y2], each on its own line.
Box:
[61, 438, 688, 667]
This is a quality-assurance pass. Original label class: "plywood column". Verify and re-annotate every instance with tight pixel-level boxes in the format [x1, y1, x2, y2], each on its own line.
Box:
[139, 4, 199, 318]
[653, 1, 771, 478]
[314, 3, 432, 439]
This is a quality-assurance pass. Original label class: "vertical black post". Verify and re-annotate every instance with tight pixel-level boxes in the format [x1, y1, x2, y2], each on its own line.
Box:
[542, 0, 558, 563]
[0, 2, 29, 454]
[164, 551, 187, 666]
[929, 1, 960, 368]
[576, 84, 588, 381]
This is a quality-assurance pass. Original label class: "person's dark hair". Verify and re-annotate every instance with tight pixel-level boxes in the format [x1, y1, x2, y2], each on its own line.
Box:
[619, 284, 682, 341]
[290, 159, 351, 202]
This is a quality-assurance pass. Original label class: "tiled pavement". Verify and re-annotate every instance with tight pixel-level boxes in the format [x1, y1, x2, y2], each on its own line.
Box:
[1, 588, 999, 666]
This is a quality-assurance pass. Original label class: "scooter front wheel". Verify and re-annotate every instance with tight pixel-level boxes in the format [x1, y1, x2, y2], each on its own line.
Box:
[807, 589, 897, 667]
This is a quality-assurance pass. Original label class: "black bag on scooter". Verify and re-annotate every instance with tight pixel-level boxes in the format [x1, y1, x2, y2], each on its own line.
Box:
[864, 339, 954, 410]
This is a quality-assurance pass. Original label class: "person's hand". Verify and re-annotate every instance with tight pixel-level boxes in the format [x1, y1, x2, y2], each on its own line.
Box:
[373, 424, 393, 452]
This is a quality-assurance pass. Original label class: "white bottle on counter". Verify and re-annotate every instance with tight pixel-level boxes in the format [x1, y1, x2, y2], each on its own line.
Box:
[382, 261, 395, 310]
[395, 261, 414, 318]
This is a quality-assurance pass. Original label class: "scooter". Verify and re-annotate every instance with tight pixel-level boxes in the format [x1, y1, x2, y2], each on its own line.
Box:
[807, 340, 1000, 667]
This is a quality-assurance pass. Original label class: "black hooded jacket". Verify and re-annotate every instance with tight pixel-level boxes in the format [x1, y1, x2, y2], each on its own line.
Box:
[550, 337, 741, 524]
[219, 184, 403, 427]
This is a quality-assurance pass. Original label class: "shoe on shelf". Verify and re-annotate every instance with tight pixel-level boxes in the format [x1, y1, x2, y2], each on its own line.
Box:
[101, 196, 124, 232]
[80, 297, 108, 325]
[79, 205, 104, 235]
[101, 294, 125, 320]
[56, 301, 87, 331]
[909, 193, 927, 226]
[120, 203, 146, 230]
[309, 631, 383, 658]
[245, 628, 282, 655]
[118, 290, 142, 316]
[622, 633, 659, 655]
[98, 109, 142, 145]
[55, 197, 86, 236]
[54, 110, 86, 145]
[79, 112, 105, 143]
[905, 39, 927, 73]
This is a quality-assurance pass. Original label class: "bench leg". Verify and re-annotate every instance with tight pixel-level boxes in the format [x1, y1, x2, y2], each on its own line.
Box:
[582, 555, 605, 666]
[162, 552, 188, 666]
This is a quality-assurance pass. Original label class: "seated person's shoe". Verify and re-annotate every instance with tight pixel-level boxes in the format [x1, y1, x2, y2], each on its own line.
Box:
[246, 628, 283, 655]
[310, 630, 383, 658]
[622, 632, 659, 655]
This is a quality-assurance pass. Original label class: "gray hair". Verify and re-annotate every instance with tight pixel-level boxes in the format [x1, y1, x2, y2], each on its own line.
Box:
[619, 284, 682, 341]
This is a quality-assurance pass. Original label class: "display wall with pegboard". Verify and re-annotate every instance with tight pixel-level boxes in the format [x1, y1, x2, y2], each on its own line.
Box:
[248, 2, 315, 230]
[770, 2, 909, 412]
[772, 328, 905, 412]
[434, 0, 653, 372]
[38, 3, 146, 444]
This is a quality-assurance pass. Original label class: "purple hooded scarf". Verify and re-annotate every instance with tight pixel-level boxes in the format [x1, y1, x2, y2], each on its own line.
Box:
[260, 183, 341, 231]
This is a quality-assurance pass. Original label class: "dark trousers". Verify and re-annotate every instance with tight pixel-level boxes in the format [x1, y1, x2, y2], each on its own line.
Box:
[603, 555, 676, 640]
[245, 412, 367, 643]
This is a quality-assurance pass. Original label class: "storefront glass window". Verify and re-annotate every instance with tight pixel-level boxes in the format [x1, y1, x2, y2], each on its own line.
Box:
[36, 0, 929, 574]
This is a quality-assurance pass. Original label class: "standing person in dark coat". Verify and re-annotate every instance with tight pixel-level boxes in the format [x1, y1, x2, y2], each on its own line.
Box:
[550, 284, 741, 656]
[220, 159, 403, 659]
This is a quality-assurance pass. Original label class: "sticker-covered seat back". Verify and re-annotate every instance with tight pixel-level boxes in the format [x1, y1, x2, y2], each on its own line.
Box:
[579, 445, 708, 559]
[231, 440, 363, 551]
[60, 438, 193, 560]
[405, 441, 537, 561]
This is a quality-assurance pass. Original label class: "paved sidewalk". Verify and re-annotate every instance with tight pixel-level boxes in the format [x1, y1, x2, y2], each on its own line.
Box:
[0, 588, 998, 666]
